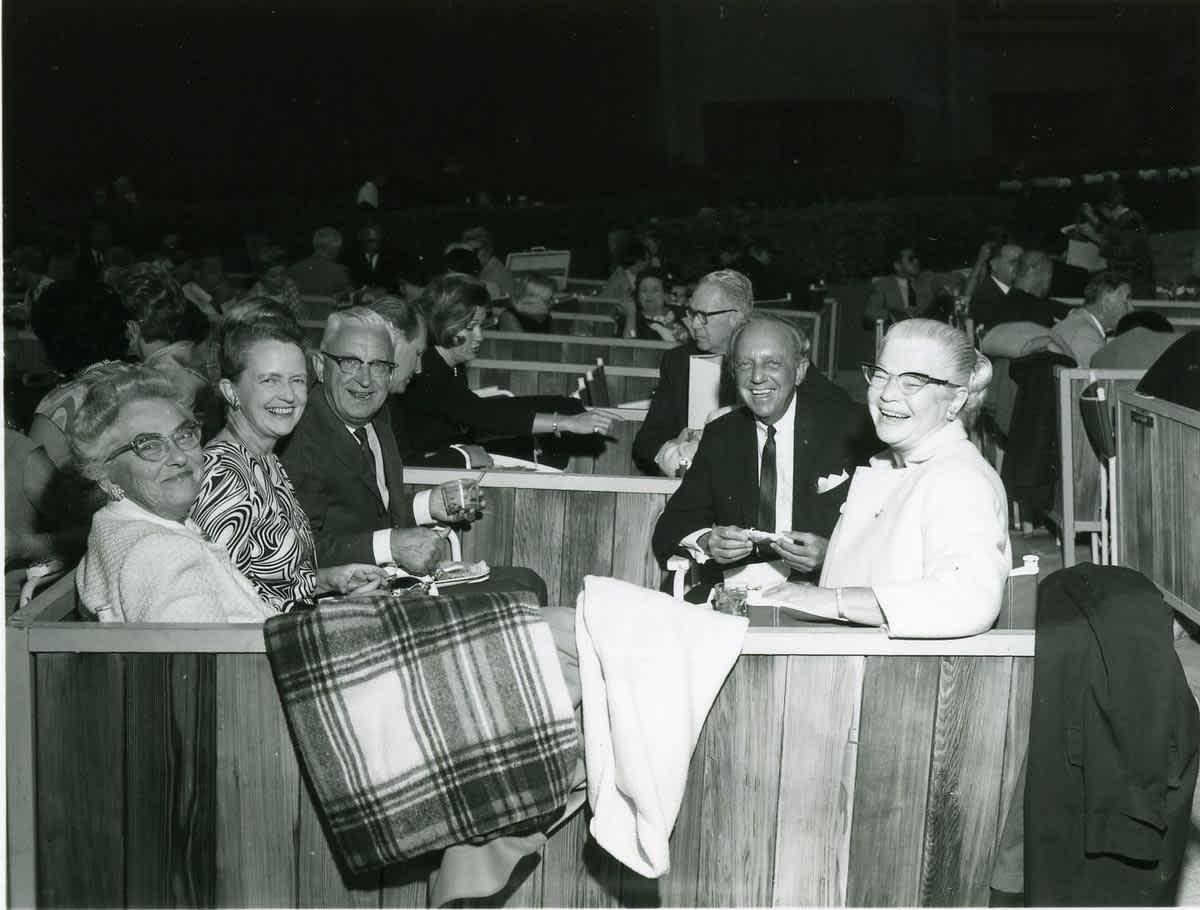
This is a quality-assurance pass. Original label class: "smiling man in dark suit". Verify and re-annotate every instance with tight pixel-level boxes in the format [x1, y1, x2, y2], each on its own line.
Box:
[278, 306, 547, 602]
[652, 311, 873, 600]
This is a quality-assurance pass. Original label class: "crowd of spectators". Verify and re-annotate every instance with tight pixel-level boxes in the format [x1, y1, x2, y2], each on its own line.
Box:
[2, 172, 1194, 628]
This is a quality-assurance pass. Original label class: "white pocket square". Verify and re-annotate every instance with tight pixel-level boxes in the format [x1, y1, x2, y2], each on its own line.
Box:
[816, 470, 850, 494]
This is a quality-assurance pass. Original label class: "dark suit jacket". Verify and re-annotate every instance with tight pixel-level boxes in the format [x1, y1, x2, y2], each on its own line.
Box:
[1027, 564, 1199, 906]
[864, 272, 940, 324]
[632, 342, 739, 476]
[396, 346, 581, 460]
[651, 370, 874, 577]
[992, 288, 1074, 328]
[968, 275, 1010, 329]
[346, 250, 400, 291]
[277, 385, 413, 567]
[287, 256, 351, 297]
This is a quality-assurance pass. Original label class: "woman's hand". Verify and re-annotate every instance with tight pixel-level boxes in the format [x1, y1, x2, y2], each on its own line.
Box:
[561, 410, 615, 437]
[318, 563, 388, 596]
[701, 525, 753, 564]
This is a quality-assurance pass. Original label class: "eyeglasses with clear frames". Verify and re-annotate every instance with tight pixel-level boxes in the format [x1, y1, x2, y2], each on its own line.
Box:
[321, 351, 397, 380]
[684, 306, 739, 326]
[861, 362, 962, 395]
[104, 421, 202, 463]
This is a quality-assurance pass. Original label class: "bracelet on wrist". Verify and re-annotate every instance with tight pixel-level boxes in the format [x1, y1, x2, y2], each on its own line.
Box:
[552, 414, 562, 438]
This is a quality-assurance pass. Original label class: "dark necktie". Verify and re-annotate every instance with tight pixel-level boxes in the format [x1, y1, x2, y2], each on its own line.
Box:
[353, 426, 377, 488]
[758, 424, 777, 534]
[906, 279, 917, 311]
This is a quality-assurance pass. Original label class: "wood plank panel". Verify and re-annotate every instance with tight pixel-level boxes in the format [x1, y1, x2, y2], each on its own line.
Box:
[512, 488, 568, 604]
[36, 653, 126, 908]
[1177, 419, 1200, 611]
[123, 653, 218, 909]
[848, 656, 940, 907]
[559, 491, 617, 604]
[611, 492, 667, 589]
[696, 655, 787, 907]
[772, 655, 865, 907]
[540, 807, 623, 907]
[214, 655, 301, 908]
[919, 656, 1013, 907]
[296, 774, 382, 907]
[379, 854, 435, 908]
[462, 485, 517, 567]
[656, 710, 709, 907]
[7, 625, 37, 909]
[995, 657, 1034, 854]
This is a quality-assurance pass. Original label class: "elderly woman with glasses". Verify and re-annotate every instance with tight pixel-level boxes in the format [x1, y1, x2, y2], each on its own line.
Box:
[398, 273, 613, 467]
[764, 319, 1011, 638]
[188, 301, 386, 610]
[71, 364, 275, 623]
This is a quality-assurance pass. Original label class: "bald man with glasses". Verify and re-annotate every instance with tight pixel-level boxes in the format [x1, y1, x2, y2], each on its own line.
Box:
[632, 269, 754, 476]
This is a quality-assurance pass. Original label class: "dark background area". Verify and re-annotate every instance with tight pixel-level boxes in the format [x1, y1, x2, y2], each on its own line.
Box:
[6, 0, 1200, 210]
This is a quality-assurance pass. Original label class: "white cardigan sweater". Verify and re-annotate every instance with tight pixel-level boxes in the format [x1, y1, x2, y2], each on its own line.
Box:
[77, 498, 274, 623]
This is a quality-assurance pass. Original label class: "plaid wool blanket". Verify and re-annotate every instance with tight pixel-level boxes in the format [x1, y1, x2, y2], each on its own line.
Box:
[263, 589, 580, 875]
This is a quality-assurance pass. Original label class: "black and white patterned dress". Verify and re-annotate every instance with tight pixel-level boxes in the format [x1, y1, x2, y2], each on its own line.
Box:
[190, 438, 318, 611]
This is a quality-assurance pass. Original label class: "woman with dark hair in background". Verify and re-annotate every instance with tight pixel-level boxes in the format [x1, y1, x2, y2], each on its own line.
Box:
[397, 272, 614, 467]
[632, 268, 689, 342]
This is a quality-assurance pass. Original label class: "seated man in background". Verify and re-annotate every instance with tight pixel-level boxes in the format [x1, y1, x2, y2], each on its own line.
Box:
[1046, 270, 1132, 368]
[652, 312, 872, 601]
[348, 221, 397, 291]
[864, 243, 951, 327]
[1090, 310, 1180, 370]
[288, 226, 352, 298]
[462, 226, 514, 299]
[277, 306, 549, 603]
[602, 238, 651, 337]
[632, 269, 752, 476]
[968, 239, 1023, 329]
[1002, 250, 1074, 327]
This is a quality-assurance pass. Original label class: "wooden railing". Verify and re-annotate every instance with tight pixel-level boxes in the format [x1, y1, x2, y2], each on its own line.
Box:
[7, 565, 1037, 909]
[1117, 389, 1200, 624]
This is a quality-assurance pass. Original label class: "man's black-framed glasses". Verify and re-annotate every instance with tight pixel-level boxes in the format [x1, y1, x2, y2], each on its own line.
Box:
[104, 421, 202, 463]
[321, 351, 397, 380]
[684, 306, 739, 326]
[861, 362, 962, 395]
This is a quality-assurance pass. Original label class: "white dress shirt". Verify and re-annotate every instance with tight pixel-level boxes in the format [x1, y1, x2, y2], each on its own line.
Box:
[681, 392, 799, 588]
[346, 422, 435, 565]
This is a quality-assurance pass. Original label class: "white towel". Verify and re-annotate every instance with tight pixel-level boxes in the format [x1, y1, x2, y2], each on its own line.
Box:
[576, 575, 748, 878]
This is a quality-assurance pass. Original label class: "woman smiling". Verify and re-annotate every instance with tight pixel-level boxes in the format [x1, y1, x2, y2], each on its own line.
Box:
[189, 302, 385, 609]
[72, 365, 273, 623]
[766, 319, 1011, 638]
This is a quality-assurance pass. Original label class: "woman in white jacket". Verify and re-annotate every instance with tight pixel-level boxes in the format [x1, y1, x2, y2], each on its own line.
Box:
[71, 365, 275, 623]
[769, 319, 1011, 638]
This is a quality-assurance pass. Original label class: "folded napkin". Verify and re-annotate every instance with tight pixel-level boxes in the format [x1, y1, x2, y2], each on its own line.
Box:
[576, 575, 748, 878]
[263, 589, 579, 876]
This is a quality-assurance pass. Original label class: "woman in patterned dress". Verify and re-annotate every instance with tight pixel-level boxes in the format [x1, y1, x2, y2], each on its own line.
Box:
[189, 301, 385, 610]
